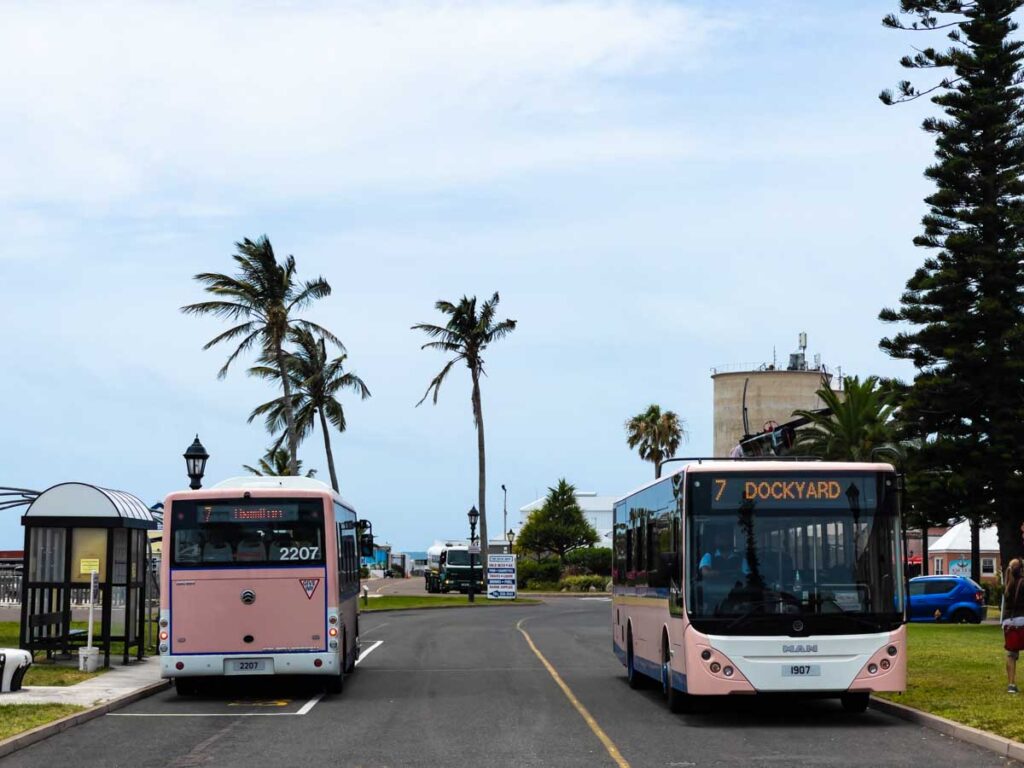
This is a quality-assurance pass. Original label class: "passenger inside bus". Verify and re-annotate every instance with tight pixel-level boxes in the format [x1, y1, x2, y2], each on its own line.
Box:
[236, 534, 267, 561]
[202, 530, 234, 562]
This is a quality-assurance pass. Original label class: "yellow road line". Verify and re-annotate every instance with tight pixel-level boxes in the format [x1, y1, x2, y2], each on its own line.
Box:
[516, 618, 631, 768]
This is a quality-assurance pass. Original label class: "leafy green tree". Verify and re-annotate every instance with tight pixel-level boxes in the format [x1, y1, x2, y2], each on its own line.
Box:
[248, 328, 371, 493]
[181, 236, 338, 476]
[879, 1, 1024, 570]
[625, 405, 685, 478]
[793, 376, 901, 461]
[413, 293, 517, 572]
[243, 447, 316, 478]
[516, 479, 599, 562]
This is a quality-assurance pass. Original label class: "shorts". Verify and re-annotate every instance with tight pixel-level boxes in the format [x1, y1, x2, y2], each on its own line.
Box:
[1008, 649, 1019, 660]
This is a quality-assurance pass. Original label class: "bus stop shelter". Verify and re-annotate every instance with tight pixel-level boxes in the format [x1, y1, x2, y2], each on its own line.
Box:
[20, 483, 158, 667]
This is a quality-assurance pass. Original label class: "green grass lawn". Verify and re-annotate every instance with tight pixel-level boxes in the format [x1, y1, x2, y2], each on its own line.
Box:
[0, 704, 84, 741]
[0, 622, 105, 686]
[878, 623, 1024, 742]
[361, 595, 541, 612]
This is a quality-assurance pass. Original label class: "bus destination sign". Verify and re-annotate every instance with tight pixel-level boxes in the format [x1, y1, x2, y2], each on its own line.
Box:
[199, 503, 300, 523]
[707, 476, 876, 509]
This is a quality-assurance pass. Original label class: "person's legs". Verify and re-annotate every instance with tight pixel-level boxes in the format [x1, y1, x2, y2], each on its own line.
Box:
[1007, 650, 1018, 693]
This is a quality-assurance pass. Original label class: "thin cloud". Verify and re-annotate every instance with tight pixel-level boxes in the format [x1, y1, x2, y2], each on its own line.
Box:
[0, 1, 733, 209]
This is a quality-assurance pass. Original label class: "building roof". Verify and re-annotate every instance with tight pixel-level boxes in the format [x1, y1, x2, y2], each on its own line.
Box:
[24, 482, 158, 528]
[930, 520, 999, 554]
[519, 491, 616, 514]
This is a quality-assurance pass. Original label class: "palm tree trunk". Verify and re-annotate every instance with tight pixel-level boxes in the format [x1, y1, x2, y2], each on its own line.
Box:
[655, 458, 662, 479]
[472, 372, 489, 581]
[275, 342, 300, 476]
[319, 407, 340, 493]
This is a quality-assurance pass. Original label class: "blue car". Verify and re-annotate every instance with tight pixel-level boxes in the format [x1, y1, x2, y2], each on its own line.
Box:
[908, 575, 987, 623]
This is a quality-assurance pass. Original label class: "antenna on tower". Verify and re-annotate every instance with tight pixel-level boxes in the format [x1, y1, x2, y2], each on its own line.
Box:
[798, 332, 808, 353]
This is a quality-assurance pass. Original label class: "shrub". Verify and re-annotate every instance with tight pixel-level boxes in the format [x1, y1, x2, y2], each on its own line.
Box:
[359, 566, 370, 579]
[525, 579, 560, 591]
[563, 547, 612, 576]
[558, 574, 608, 592]
[517, 558, 561, 588]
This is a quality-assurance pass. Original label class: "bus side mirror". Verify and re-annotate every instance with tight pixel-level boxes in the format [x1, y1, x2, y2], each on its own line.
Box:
[357, 519, 374, 557]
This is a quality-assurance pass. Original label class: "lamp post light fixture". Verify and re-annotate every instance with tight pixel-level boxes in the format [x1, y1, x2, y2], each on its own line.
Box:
[506, 528, 515, 554]
[184, 435, 209, 490]
[468, 505, 480, 603]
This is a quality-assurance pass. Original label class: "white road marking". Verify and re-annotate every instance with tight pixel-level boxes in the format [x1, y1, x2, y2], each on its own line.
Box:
[579, 597, 611, 602]
[110, 693, 324, 718]
[295, 693, 323, 715]
[360, 622, 389, 636]
[355, 640, 383, 666]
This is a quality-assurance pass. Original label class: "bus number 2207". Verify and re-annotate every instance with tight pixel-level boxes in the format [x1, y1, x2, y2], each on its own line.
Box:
[279, 546, 321, 561]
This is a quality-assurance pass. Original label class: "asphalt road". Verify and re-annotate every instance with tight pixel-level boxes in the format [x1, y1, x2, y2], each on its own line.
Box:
[1, 598, 1011, 768]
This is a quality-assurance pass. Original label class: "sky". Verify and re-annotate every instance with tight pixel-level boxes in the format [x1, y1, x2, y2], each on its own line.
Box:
[0, 0, 944, 550]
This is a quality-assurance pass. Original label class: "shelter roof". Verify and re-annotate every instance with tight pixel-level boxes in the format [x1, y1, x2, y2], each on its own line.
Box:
[24, 482, 159, 528]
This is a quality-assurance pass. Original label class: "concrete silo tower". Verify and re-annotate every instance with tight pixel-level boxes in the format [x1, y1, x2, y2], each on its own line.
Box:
[711, 333, 835, 456]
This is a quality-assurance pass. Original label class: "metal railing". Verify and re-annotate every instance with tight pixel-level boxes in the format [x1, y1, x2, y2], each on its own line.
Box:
[0, 565, 20, 606]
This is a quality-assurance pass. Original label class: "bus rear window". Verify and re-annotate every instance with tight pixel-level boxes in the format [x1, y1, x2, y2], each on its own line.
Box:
[170, 499, 326, 567]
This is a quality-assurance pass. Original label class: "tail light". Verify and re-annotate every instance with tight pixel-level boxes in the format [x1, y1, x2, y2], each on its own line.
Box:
[975, 591, 985, 604]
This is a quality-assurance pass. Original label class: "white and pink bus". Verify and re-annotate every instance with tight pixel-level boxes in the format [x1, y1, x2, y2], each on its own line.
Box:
[159, 476, 370, 695]
[613, 461, 906, 713]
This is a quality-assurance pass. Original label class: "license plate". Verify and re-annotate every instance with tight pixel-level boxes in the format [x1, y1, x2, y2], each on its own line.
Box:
[227, 659, 270, 675]
[782, 664, 820, 677]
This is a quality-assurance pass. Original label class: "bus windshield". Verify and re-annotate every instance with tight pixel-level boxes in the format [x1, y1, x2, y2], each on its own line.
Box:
[171, 498, 326, 567]
[687, 472, 903, 635]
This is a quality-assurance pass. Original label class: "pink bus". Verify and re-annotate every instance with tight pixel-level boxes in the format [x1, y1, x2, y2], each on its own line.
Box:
[159, 477, 370, 695]
[613, 461, 906, 713]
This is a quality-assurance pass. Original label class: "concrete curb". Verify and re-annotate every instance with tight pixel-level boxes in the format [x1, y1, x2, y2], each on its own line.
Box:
[870, 696, 1024, 763]
[0, 679, 171, 759]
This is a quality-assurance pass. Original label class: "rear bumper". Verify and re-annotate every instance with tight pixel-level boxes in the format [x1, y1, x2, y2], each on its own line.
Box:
[161, 651, 339, 678]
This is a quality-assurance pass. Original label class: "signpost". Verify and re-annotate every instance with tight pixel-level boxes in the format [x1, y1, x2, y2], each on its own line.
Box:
[487, 554, 517, 600]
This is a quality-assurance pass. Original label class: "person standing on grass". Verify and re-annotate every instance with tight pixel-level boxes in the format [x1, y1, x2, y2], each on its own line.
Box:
[1002, 559, 1024, 694]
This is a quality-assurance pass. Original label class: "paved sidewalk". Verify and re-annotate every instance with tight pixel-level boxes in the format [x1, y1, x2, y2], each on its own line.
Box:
[0, 657, 162, 707]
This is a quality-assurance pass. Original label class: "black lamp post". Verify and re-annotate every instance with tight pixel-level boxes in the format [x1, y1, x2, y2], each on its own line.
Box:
[468, 505, 480, 603]
[501, 484, 507, 545]
[506, 528, 515, 554]
[184, 435, 209, 490]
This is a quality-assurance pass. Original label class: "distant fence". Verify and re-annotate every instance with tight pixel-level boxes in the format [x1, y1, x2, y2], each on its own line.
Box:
[0, 563, 160, 610]
[0, 564, 21, 606]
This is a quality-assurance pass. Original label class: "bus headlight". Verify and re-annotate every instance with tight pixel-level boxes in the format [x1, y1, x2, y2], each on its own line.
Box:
[723, 666, 734, 677]
[880, 658, 891, 670]
[868, 663, 878, 674]
[887, 645, 898, 656]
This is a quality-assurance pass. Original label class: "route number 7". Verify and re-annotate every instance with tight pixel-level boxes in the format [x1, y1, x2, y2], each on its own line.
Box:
[714, 479, 727, 502]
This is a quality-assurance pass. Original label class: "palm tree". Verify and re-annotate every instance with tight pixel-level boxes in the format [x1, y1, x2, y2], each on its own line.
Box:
[793, 375, 901, 461]
[413, 293, 517, 573]
[248, 328, 371, 493]
[181, 236, 338, 475]
[243, 447, 317, 478]
[625, 405, 685, 478]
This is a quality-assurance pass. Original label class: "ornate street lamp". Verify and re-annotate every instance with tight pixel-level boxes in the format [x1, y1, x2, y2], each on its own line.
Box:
[183, 435, 209, 490]
[468, 506, 480, 603]
[506, 528, 515, 553]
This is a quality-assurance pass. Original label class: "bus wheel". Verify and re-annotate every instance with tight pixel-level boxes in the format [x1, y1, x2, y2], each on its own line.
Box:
[662, 643, 686, 713]
[344, 630, 356, 673]
[627, 632, 644, 690]
[840, 692, 869, 714]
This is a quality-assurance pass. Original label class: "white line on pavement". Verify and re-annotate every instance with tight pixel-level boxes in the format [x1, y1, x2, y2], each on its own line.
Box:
[355, 640, 383, 666]
[110, 693, 325, 718]
[360, 622, 389, 636]
[295, 693, 323, 715]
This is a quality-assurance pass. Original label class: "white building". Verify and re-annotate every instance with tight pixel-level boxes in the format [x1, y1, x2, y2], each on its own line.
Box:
[519, 491, 615, 543]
